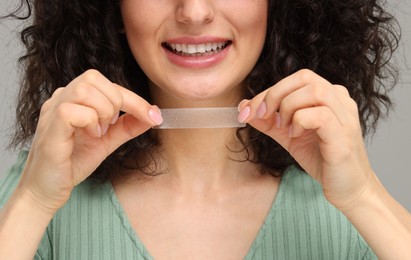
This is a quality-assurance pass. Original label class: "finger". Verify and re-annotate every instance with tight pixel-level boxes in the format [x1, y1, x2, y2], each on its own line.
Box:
[70, 69, 123, 105]
[77, 70, 124, 126]
[101, 113, 154, 152]
[57, 103, 100, 138]
[333, 84, 350, 97]
[69, 70, 123, 110]
[36, 103, 100, 161]
[63, 71, 123, 133]
[60, 82, 118, 134]
[116, 85, 163, 126]
[333, 85, 361, 117]
[278, 83, 351, 128]
[246, 113, 290, 146]
[289, 106, 346, 153]
[58, 69, 161, 135]
[51, 87, 65, 98]
[238, 69, 330, 123]
[93, 85, 163, 151]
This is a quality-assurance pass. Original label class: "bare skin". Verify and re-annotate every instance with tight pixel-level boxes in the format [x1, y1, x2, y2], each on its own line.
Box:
[111, 132, 279, 259]
[1, 0, 410, 258]
[1, 69, 411, 260]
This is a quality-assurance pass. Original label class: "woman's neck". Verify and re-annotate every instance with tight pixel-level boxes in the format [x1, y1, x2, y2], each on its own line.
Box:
[143, 81, 256, 193]
[154, 127, 258, 194]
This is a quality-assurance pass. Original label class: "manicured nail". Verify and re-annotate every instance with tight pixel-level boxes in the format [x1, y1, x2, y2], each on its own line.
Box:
[110, 113, 119, 125]
[237, 99, 249, 112]
[275, 113, 281, 128]
[238, 106, 251, 123]
[256, 101, 267, 119]
[149, 108, 163, 125]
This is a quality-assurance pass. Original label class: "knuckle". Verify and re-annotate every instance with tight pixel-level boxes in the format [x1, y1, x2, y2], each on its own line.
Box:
[347, 98, 360, 115]
[51, 87, 65, 97]
[297, 69, 315, 83]
[40, 99, 53, 113]
[334, 85, 350, 96]
[82, 69, 101, 83]
[264, 88, 279, 111]
[278, 99, 290, 116]
[292, 110, 304, 123]
[266, 87, 277, 100]
[101, 106, 115, 122]
[292, 109, 309, 125]
[112, 94, 123, 112]
[348, 98, 359, 110]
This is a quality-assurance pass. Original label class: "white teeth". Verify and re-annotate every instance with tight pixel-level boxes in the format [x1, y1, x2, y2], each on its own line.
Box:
[196, 44, 206, 53]
[181, 44, 187, 53]
[168, 42, 228, 54]
[211, 43, 218, 51]
[187, 44, 197, 54]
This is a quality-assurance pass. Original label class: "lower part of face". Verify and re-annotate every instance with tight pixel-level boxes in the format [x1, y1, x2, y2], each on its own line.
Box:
[121, 0, 268, 107]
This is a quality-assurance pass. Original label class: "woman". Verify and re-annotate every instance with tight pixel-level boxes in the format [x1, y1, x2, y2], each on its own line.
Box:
[1, 0, 410, 259]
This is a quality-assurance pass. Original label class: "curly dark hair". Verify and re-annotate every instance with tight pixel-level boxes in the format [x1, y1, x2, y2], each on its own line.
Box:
[5, 0, 399, 180]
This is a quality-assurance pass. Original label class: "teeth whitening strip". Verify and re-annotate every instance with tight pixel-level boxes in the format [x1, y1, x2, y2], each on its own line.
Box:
[154, 107, 246, 129]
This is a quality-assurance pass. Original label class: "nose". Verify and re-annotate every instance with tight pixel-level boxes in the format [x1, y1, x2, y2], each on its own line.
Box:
[176, 0, 215, 25]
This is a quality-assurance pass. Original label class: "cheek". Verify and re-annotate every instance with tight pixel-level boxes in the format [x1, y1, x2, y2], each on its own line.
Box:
[120, 5, 160, 69]
[244, 3, 267, 37]
[120, 1, 161, 42]
[223, 2, 268, 54]
[224, 0, 268, 30]
[231, 1, 268, 59]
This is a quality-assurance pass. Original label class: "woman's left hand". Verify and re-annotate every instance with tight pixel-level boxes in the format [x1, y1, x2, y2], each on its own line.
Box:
[238, 69, 374, 210]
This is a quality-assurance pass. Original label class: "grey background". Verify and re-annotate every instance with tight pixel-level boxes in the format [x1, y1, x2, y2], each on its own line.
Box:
[1, 1, 410, 210]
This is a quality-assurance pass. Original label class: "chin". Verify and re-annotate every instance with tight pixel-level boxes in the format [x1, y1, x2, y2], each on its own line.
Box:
[150, 77, 242, 106]
[159, 86, 236, 107]
[172, 87, 225, 101]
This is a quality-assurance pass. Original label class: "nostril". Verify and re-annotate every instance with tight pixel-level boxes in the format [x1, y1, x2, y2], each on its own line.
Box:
[176, 2, 215, 25]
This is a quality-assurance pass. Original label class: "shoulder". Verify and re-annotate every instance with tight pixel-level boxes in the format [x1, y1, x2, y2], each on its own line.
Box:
[47, 178, 146, 259]
[263, 166, 376, 259]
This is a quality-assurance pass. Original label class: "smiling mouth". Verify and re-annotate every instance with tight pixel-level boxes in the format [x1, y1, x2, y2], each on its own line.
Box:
[162, 41, 232, 56]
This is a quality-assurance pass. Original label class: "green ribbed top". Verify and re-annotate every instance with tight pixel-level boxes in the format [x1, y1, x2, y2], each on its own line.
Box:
[0, 151, 376, 259]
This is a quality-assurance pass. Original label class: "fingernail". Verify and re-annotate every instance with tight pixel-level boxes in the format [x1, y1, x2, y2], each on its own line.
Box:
[288, 126, 293, 138]
[275, 113, 281, 128]
[237, 99, 249, 112]
[110, 113, 119, 125]
[102, 124, 109, 136]
[238, 106, 251, 123]
[149, 108, 163, 125]
[256, 101, 267, 119]
[97, 124, 102, 138]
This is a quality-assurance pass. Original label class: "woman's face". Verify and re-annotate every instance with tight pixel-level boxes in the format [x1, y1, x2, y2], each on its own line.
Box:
[120, 0, 268, 107]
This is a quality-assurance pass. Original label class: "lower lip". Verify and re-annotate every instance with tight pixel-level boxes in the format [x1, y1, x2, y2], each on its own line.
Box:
[163, 45, 230, 68]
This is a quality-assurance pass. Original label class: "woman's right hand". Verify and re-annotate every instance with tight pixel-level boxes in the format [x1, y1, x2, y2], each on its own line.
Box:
[16, 69, 163, 215]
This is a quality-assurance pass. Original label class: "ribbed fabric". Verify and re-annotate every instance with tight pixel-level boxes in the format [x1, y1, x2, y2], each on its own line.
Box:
[0, 151, 377, 259]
